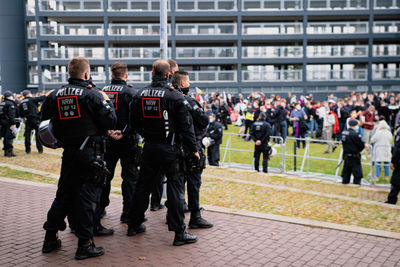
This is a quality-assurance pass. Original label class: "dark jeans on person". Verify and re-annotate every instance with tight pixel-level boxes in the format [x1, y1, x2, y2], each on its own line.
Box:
[24, 118, 43, 153]
[43, 147, 101, 240]
[275, 122, 285, 143]
[128, 143, 186, 233]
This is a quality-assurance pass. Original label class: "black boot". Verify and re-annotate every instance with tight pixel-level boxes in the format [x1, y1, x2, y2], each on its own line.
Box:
[94, 224, 114, 236]
[127, 224, 146, 236]
[189, 211, 213, 229]
[75, 239, 104, 260]
[173, 231, 197, 246]
[42, 232, 62, 253]
[5, 150, 16, 157]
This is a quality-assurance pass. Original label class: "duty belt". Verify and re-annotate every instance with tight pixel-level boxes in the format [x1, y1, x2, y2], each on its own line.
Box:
[344, 153, 360, 158]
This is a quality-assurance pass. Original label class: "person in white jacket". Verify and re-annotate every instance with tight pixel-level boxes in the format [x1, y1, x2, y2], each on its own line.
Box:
[371, 120, 393, 180]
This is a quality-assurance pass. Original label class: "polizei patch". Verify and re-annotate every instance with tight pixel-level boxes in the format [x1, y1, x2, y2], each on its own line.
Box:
[142, 98, 161, 118]
[105, 92, 118, 110]
[57, 96, 81, 120]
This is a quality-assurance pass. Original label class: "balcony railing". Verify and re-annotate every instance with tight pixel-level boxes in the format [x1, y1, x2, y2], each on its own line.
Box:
[41, 48, 104, 60]
[373, 45, 400, 57]
[307, 22, 368, 34]
[176, 23, 236, 35]
[242, 0, 302, 10]
[242, 23, 303, 35]
[307, 45, 368, 57]
[109, 24, 170, 36]
[40, 23, 104, 36]
[307, 69, 368, 81]
[29, 73, 39, 84]
[28, 50, 38, 61]
[242, 70, 302, 82]
[242, 46, 303, 58]
[128, 71, 152, 82]
[43, 72, 106, 84]
[373, 21, 400, 33]
[109, 48, 170, 59]
[308, 0, 368, 9]
[26, 4, 36, 15]
[108, 0, 170, 11]
[374, 0, 400, 9]
[176, 47, 237, 59]
[176, 0, 236, 11]
[27, 27, 37, 39]
[39, 0, 103, 11]
[188, 70, 237, 82]
[373, 69, 400, 80]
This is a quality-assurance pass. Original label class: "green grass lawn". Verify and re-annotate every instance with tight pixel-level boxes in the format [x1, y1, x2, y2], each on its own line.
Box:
[214, 125, 391, 184]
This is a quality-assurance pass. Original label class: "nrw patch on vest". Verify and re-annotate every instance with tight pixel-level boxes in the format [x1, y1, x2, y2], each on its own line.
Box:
[142, 98, 161, 118]
[57, 96, 81, 120]
[105, 92, 118, 110]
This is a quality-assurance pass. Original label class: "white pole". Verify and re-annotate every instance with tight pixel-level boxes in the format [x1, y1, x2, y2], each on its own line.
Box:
[160, 0, 168, 60]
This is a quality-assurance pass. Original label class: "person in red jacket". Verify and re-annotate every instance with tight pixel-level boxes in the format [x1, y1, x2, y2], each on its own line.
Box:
[362, 105, 376, 144]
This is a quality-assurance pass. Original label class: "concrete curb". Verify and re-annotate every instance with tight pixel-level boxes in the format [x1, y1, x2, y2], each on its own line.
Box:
[1, 176, 399, 240]
[203, 174, 400, 210]
[201, 204, 400, 240]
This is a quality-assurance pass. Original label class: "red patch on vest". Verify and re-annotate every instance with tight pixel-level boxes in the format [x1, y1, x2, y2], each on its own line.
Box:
[57, 96, 81, 120]
[142, 98, 161, 118]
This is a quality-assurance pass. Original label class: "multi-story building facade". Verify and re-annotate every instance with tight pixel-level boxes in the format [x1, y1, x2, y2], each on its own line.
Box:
[2, 0, 400, 96]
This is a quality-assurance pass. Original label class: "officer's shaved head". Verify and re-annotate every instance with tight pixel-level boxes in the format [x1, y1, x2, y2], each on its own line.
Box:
[167, 59, 179, 75]
[111, 62, 128, 78]
[152, 59, 170, 78]
[171, 70, 188, 86]
[68, 56, 90, 79]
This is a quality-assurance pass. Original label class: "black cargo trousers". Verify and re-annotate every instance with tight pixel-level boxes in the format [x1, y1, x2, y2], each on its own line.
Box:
[254, 144, 269, 172]
[24, 117, 43, 153]
[128, 143, 186, 233]
[43, 146, 102, 241]
[341, 154, 363, 185]
[94, 136, 139, 224]
[184, 141, 206, 212]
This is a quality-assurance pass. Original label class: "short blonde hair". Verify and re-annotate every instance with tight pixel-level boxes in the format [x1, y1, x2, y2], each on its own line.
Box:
[68, 57, 90, 79]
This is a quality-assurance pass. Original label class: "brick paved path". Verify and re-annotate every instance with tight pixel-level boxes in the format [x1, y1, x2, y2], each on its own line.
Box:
[1, 179, 400, 267]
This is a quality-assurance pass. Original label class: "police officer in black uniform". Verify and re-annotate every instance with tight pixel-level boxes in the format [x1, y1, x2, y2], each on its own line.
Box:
[149, 59, 180, 212]
[41, 57, 117, 260]
[206, 113, 223, 166]
[386, 128, 400, 204]
[127, 59, 200, 246]
[250, 113, 272, 173]
[94, 62, 139, 232]
[19, 90, 46, 154]
[0, 91, 17, 157]
[341, 119, 369, 185]
[171, 70, 213, 229]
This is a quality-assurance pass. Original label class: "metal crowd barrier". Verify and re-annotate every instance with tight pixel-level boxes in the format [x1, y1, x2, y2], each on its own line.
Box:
[218, 132, 391, 188]
[220, 133, 285, 173]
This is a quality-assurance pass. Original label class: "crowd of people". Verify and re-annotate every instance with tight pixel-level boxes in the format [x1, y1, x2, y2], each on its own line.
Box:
[195, 91, 400, 175]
